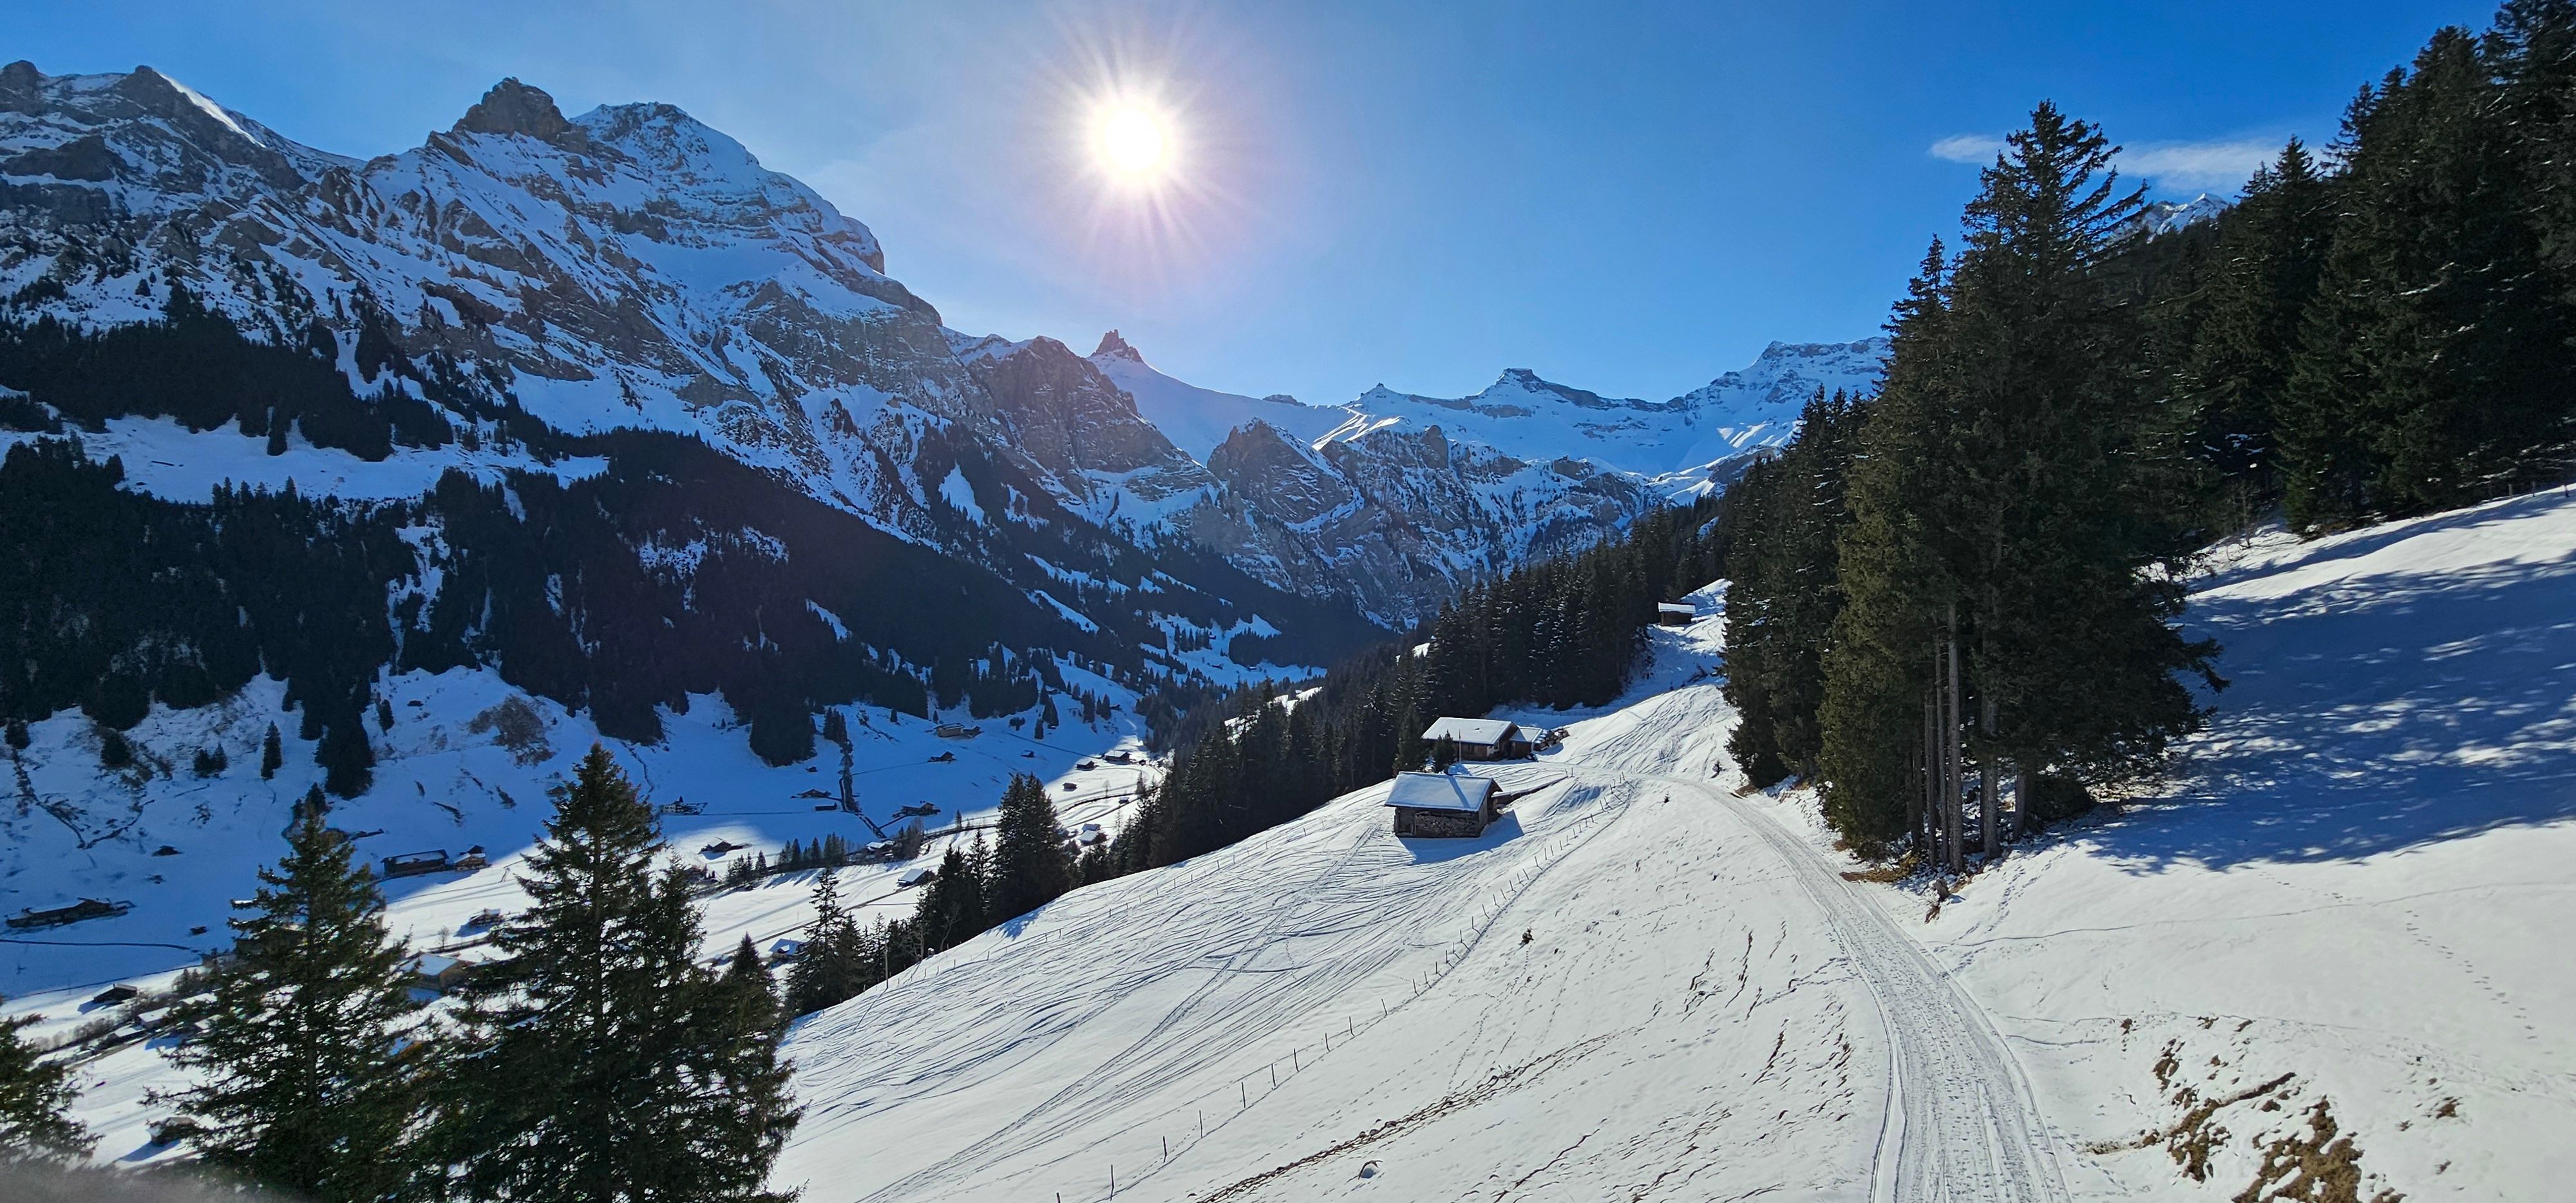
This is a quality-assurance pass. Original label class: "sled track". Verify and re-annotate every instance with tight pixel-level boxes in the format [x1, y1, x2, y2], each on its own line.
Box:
[1673, 773, 2070, 1203]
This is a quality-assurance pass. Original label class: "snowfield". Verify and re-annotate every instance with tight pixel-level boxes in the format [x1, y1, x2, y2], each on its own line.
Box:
[770, 489, 2575, 1202]
[21, 488, 2573, 1200]
[773, 592, 2070, 1202]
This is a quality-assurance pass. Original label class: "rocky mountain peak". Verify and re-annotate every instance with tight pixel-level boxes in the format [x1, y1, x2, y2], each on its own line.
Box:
[1093, 330, 1142, 363]
[0, 60, 43, 113]
[454, 77, 575, 144]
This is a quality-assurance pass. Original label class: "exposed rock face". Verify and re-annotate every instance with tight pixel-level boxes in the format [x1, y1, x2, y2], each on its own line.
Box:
[453, 78, 576, 144]
[0, 63, 1885, 637]
[1180, 417, 1652, 625]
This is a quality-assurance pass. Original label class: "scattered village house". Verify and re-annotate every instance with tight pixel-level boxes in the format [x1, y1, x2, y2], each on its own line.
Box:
[1385, 771, 1501, 838]
[1656, 602, 1694, 627]
[404, 954, 471, 993]
[1419, 717, 1533, 761]
[381, 849, 451, 879]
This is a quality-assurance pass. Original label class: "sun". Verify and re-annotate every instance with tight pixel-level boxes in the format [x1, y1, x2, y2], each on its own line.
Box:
[1090, 100, 1179, 187]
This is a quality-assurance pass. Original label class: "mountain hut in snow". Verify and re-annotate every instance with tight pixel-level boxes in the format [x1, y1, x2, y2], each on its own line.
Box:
[1656, 602, 1694, 627]
[1385, 771, 1499, 838]
[1419, 717, 1532, 761]
[380, 849, 451, 880]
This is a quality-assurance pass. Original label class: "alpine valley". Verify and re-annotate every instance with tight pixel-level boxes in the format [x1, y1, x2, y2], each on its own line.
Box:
[0, 66, 1879, 987]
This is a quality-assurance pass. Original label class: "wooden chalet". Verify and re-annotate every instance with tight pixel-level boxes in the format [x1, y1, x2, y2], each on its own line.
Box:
[1385, 771, 1500, 838]
[1656, 602, 1695, 627]
[1420, 717, 1533, 761]
[6, 898, 131, 929]
[381, 849, 450, 880]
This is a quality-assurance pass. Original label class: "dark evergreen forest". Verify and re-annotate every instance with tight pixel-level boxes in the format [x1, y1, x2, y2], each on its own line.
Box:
[1718, 2, 2576, 861]
[0, 299, 1381, 794]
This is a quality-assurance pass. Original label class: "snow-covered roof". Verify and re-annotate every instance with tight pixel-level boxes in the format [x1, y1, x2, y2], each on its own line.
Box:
[407, 954, 462, 976]
[1421, 717, 1521, 745]
[1657, 602, 1694, 614]
[1383, 772, 1496, 813]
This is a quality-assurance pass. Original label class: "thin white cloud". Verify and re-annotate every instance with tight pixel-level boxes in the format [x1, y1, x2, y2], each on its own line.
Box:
[1928, 133, 2005, 164]
[1927, 131, 2289, 193]
[2116, 138, 2283, 192]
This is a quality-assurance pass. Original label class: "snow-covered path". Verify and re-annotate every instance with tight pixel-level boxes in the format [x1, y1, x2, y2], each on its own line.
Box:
[1701, 776, 2069, 1203]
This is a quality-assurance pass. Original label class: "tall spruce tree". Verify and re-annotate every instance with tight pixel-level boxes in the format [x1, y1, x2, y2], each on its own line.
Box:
[1720, 388, 1864, 788]
[784, 870, 866, 1018]
[169, 789, 429, 1202]
[2179, 138, 2334, 505]
[451, 746, 797, 1202]
[1819, 106, 2219, 856]
[2283, 26, 2576, 526]
[0, 1003, 90, 1160]
[987, 774, 1070, 923]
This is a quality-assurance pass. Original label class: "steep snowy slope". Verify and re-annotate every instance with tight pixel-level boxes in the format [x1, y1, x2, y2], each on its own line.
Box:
[1769, 488, 2576, 1202]
[1087, 332, 1349, 460]
[768, 489, 2574, 1202]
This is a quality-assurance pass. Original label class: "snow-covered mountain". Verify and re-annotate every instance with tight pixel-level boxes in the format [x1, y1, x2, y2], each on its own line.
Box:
[1088, 331, 1347, 460]
[1082, 333, 1887, 623]
[2136, 192, 2230, 238]
[1, 64, 1879, 641]
[1332, 338, 1888, 487]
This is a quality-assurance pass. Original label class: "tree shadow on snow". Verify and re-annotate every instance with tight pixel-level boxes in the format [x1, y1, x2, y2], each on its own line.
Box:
[2090, 541, 2576, 871]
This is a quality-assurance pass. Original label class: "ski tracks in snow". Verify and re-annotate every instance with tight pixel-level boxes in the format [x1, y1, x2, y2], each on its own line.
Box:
[1688, 775, 2070, 1203]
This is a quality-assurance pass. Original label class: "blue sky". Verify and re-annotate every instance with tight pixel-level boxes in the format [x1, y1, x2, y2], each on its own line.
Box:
[4, 0, 2496, 404]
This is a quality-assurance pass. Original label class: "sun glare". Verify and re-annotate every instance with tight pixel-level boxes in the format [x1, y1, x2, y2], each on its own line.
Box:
[1090, 100, 1177, 187]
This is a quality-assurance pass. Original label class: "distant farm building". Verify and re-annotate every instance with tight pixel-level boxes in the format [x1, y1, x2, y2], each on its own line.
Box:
[1420, 718, 1533, 761]
[897, 866, 938, 888]
[1656, 602, 1694, 627]
[1385, 772, 1500, 838]
[381, 849, 450, 879]
[6, 898, 131, 929]
[404, 954, 471, 993]
[768, 938, 806, 961]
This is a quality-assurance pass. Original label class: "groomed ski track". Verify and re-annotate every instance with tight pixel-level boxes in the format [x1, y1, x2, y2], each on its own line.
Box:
[775, 598, 2073, 1202]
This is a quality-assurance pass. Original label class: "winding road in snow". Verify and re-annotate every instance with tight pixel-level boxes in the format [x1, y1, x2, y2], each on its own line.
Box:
[1675, 771, 2069, 1203]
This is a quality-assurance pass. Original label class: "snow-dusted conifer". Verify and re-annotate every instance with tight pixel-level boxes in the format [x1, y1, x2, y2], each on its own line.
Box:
[169, 788, 430, 1200]
[453, 745, 797, 1201]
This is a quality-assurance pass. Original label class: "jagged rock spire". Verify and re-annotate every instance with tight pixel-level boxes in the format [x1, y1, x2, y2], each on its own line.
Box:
[1093, 330, 1142, 362]
[455, 78, 573, 143]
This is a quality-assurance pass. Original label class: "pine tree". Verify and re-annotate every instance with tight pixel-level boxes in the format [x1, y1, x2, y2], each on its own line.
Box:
[1817, 106, 2219, 857]
[700, 938, 799, 1200]
[0, 1002, 91, 1160]
[784, 870, 864, 1017]
[3, 719, 27, 752]
[1389, 704, 1425, 773]
[261, 722, 283, 779]
[168, 790, 429, 1201]
[2180, 138, 2334, 504]
[2283, 27, 2576, 526]
[912, 841, 987, 952]
[987, 774, 1070, 923]
[451, 745, 797, 1202]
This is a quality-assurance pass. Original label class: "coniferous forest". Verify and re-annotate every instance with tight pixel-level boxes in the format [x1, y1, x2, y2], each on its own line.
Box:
[1719, 3, 2576, 861]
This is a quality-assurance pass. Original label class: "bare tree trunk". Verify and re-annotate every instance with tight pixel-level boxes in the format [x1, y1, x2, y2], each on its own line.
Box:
[1920, 666, 1938, 859]
[1980, 696, 1999, 860]
[1944, 604, 1964, 876]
